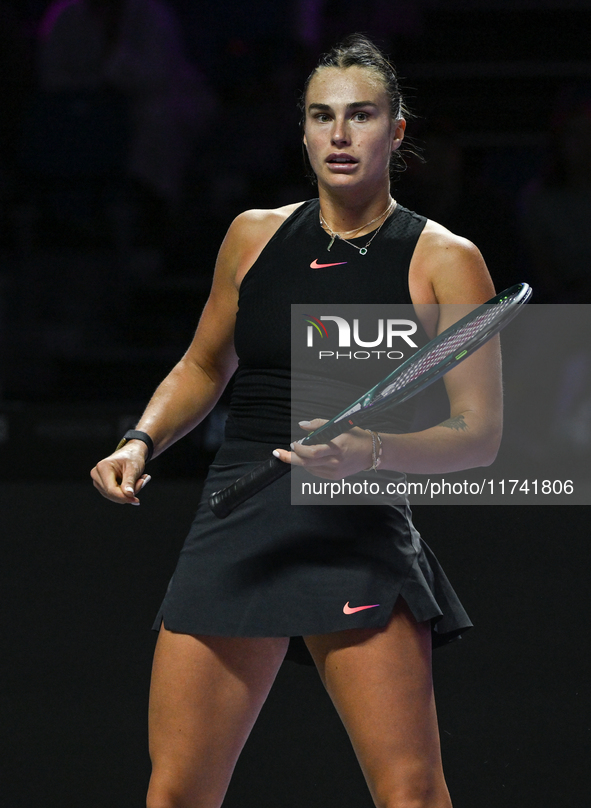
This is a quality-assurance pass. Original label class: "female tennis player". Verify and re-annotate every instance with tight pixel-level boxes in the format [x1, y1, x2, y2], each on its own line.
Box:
[92, 35, 502, 808]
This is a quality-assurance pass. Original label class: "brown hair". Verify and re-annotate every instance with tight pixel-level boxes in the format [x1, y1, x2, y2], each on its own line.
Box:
[299, 34, 413, 180]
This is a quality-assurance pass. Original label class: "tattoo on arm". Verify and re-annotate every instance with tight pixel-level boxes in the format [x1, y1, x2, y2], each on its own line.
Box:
[439, 414, 468, 432]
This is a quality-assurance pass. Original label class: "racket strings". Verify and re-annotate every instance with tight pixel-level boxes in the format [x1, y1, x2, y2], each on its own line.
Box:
[375, 300, 513, 400]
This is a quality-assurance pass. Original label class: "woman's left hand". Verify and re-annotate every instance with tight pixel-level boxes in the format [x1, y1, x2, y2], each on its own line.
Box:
[273, 419, 374, 479]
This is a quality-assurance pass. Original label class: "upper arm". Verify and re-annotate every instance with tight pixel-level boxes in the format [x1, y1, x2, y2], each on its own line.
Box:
[182, 206, 300, 387]
[181, 213, 252, 386]
[410, 223, 502, 433]
[409, 221, 496, 331]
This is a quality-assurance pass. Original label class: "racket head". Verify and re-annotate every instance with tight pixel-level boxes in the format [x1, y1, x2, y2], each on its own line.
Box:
[302, 282, 531, 444]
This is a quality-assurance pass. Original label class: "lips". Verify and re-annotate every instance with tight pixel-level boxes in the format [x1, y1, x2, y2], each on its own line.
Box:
[326, 153, 358, 165]
[326, 153, 359, 174]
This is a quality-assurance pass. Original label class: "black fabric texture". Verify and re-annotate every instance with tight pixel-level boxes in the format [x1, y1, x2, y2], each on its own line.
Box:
[154, 200, 473, 664]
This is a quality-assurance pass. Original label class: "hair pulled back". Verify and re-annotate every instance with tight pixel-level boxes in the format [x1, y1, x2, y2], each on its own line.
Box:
[300, 34, 407, 123]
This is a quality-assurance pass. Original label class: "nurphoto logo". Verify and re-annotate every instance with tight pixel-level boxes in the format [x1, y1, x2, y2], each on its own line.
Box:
[302, 314, 418, 359]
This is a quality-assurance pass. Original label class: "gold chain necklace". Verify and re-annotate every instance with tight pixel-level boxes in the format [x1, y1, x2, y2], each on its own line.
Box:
[319, 199, 395, 255]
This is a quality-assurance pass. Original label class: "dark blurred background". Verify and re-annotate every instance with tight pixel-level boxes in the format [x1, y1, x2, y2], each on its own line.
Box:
[1, 1, 590, 806]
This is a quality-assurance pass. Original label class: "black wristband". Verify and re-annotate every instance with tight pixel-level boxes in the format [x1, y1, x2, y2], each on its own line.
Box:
[116, 430, 154, 463]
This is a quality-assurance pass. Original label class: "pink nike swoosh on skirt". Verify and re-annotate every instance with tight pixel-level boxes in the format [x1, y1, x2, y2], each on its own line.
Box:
[310, 259, 348, 269]
[343, 602, 380, 614]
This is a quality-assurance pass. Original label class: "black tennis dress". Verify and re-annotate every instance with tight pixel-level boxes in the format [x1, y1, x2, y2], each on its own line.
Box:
[154, 200, 472, 662]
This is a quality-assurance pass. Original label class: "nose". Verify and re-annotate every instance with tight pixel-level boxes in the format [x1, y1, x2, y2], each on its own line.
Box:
[331, 117, 350, 146]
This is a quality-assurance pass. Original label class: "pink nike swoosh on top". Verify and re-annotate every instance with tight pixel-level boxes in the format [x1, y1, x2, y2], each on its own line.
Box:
[310, 259, 348, 269]
[343, 602, 380, 614]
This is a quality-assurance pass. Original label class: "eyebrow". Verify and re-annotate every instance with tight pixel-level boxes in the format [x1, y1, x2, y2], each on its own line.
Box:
[307, 101, 379, 112]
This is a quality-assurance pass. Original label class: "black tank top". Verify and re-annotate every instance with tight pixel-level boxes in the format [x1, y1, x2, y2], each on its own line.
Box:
[221, 199, 427, 458]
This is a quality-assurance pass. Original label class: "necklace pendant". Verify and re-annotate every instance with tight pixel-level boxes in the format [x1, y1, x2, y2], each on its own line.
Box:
[359, 247, 368, 256]
[327, 235, 335, 251]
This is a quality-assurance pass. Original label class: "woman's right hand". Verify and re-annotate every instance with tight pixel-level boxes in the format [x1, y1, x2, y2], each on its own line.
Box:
[90, 442, 151, 505]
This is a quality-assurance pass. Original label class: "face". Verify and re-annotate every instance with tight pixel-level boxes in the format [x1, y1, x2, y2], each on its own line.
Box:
[303, 66, 405, 193]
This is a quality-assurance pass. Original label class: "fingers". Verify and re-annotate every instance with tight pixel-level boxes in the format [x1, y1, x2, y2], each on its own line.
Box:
[272, 446, 335, 474]
[291, 439, 335, 464]
[272, 448, 293, 465]
[275, 426, 374, 479]
[295, 418, 335, 464]
[271, 437, 337, 475]
[298, 418, 328, 432]
[272, 439, 333, 469]
[121, 473, 151, 504]
[90, 453, 151, 505]
[272, 419, 331, 466]
[136, 474, 152, 493]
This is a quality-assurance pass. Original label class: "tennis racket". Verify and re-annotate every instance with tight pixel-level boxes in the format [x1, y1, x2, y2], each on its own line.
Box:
[209, 282, 532, 518]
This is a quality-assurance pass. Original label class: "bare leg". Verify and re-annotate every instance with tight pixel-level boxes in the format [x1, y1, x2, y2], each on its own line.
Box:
[147, 623, 289, 808]
[305, 600, 452, 808]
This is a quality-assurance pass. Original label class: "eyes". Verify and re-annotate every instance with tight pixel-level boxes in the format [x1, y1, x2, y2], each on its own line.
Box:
[312, 110, 371, 124]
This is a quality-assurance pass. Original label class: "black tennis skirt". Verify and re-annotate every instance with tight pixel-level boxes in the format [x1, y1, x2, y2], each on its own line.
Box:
[154, 451, 472, 663]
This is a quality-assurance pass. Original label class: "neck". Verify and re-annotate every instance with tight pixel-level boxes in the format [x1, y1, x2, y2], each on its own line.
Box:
[317, 186, 393, 235]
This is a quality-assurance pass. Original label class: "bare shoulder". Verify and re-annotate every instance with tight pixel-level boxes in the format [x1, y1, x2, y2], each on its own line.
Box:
[184, 203, 307, 379]
[223, 202, 307, 288]
[233, 202, 305, 228]
[409, 219, 495, 306]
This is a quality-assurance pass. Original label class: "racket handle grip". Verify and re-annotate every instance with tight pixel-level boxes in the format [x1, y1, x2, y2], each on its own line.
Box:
[209, 454, 290, 519]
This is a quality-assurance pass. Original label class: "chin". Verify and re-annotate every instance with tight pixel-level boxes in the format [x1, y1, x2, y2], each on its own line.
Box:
[320, 172, 364, 190]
